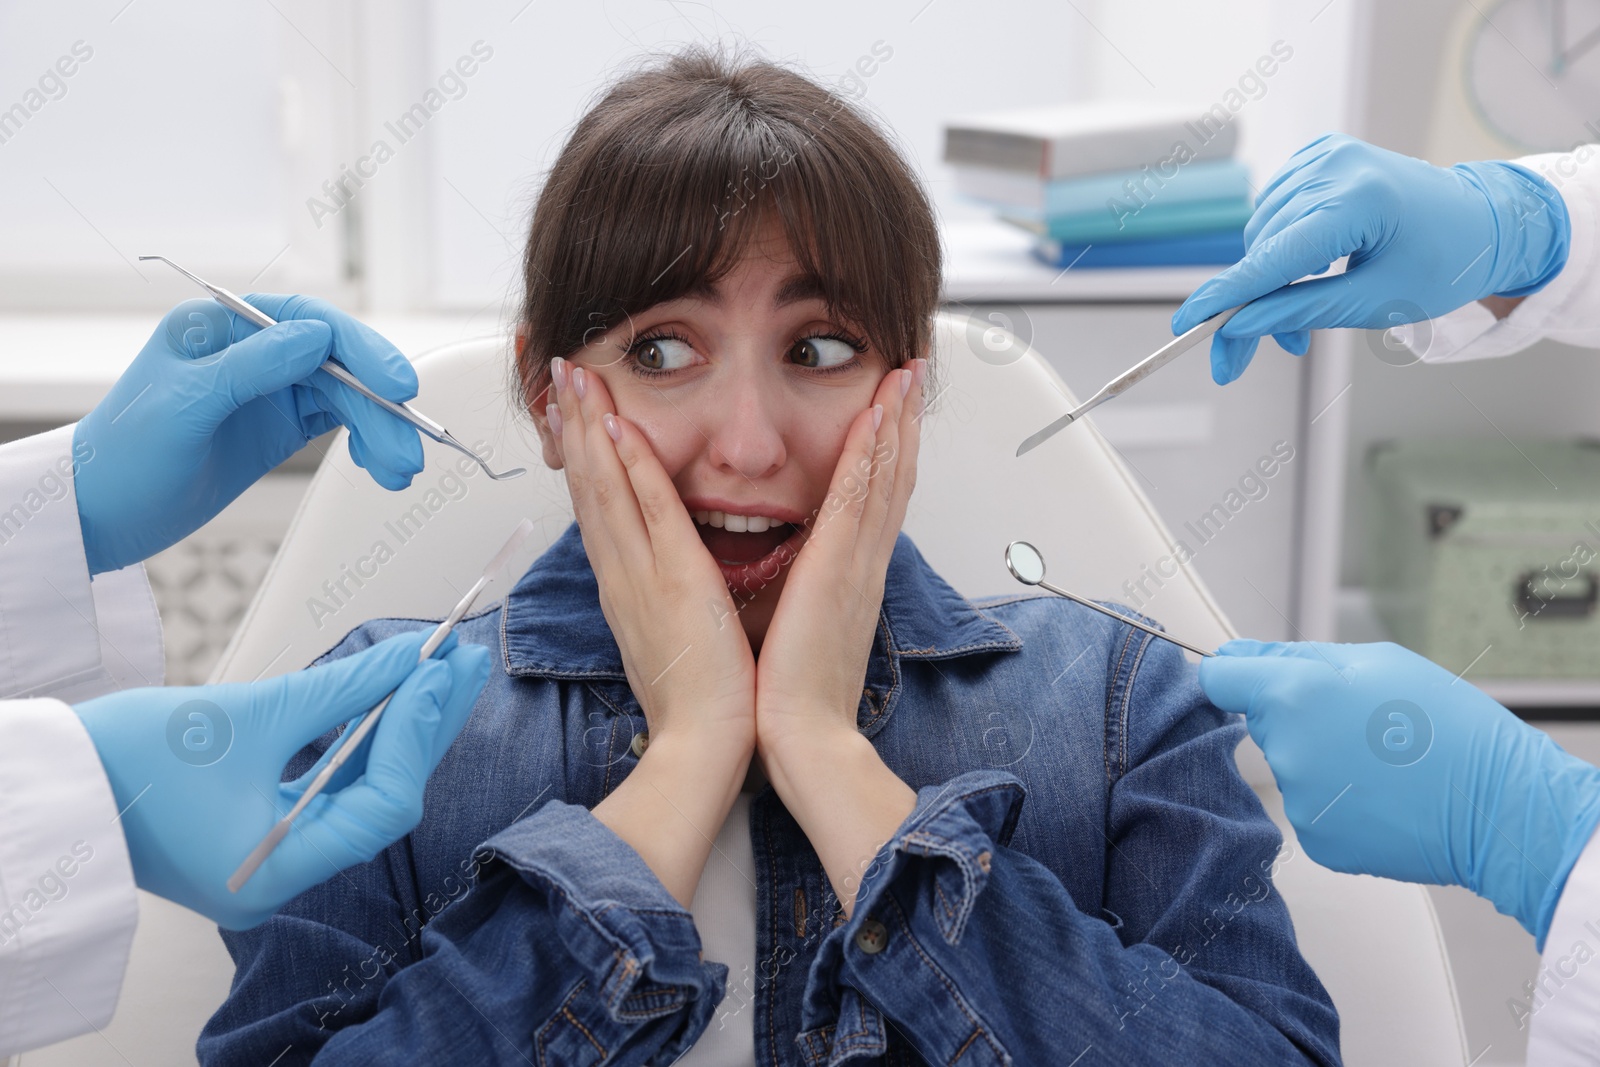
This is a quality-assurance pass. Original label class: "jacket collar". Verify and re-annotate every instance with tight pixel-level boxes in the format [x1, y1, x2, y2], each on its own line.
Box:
[500, 522, 1022, 683]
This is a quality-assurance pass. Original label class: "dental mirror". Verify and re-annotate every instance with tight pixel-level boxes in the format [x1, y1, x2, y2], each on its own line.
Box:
[1003, 540, 1214, 658]
[1004, 540, 1047, 585]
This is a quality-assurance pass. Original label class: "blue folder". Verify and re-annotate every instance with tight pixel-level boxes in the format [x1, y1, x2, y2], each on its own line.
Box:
[1031, 229, 1246, 268]
[957, 159, 1252, 218]
[1002, 198, 1254, 244]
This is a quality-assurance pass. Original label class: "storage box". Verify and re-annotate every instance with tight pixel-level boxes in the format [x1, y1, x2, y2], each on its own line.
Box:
[1365, 438, 1600, 679]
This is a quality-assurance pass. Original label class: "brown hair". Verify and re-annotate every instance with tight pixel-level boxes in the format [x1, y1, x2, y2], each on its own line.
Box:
[512, 45, 941, 410]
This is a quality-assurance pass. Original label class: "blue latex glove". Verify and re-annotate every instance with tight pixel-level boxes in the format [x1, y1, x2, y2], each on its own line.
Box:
[1172, 133, 1572, 384]
[72, 631, 490, 929]
[1201, 639, 1600, 947]
[73, 294, 427, 575]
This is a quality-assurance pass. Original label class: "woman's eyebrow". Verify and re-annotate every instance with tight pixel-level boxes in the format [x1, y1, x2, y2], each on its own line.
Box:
[683, 272, 825, 309]
[773, 273, 825, 308]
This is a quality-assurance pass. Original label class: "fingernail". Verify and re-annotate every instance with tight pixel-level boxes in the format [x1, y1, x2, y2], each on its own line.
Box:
[872, 404, 883, 430]
[899, 368, 912, 398]
[603, 412, 620, 442]
[574, 366, 588, 399]
[551, 356, 568, 393]
[547, 402, 563, 435]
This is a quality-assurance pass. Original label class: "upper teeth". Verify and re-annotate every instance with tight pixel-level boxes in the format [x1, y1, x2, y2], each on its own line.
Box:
[694, 510, 773, 533]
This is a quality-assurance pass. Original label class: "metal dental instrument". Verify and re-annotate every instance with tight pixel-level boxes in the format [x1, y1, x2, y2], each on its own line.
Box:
[1004, 540, 1215, 658]
[139, 255, 526, 481]
[227, 518, 537, 894]
[1014, 306, 1244, 457]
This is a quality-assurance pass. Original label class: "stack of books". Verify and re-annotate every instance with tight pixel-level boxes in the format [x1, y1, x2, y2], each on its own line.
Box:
[943, 101, 1253, 269]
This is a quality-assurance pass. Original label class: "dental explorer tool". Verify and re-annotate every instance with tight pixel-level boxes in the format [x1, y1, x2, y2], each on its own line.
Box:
[139, 255, 526, 481]
[226, 518, 537, 894]
[1004, 540, 1215, 658]
[1014, 306, 1244, 458]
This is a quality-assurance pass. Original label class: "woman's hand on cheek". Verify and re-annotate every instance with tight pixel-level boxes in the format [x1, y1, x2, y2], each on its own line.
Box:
[754, 358, 926, 760]
[548, 357, 757, 758]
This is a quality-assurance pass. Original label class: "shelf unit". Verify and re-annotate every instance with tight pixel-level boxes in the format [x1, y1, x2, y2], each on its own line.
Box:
[1303, 326, 1600, 713]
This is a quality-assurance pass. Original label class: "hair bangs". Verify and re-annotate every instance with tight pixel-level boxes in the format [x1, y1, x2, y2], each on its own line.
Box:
[515, 45, 940, 409]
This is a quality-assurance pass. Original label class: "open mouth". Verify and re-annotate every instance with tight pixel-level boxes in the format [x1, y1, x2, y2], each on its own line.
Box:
[693, 509, 796, 563]
[691, 508, 808, 589]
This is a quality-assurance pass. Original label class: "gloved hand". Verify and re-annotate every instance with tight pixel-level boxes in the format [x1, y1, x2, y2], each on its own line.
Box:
[71, 630, 490, 929]
[1201, 639, 1600, 947]
[73, 294, 428, 575]
[1172, 133, 1572, 384]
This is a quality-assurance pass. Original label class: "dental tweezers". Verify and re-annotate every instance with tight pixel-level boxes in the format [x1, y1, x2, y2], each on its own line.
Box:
[226, 518, 537, 894]
[140, 255, 525, 481]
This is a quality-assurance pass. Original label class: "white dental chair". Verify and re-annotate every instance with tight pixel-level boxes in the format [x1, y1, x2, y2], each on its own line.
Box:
[44, 315, 1466, 1065]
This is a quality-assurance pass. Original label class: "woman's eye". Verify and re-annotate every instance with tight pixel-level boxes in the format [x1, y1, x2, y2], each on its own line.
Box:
[789, 336, 857, 370]
[633, 336, 695, 371]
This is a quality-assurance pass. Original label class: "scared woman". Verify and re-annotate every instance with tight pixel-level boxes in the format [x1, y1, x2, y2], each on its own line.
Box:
[200, 47, 1339, 1067]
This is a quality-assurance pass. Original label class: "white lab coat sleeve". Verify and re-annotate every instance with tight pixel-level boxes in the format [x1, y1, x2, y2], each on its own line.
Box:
[1525, 823, 1600, 1065]
[0, 424, 162, 1055]
[1400, 147, 1600, 364]
[0, 424, 163, 701]
[0, 698, 140, 1055]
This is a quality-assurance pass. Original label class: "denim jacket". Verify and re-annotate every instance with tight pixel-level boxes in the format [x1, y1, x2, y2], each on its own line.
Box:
[198, 523, 1340, 1066]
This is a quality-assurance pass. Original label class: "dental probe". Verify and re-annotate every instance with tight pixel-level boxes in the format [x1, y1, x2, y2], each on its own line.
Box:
[226, 518, 537, 894]
[140, 255, 526, 481]
[1014, 305, 1244, 458]
[1004, 540, 1215, 658]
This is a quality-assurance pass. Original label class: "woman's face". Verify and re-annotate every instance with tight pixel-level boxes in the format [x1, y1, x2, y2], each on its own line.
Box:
[533, 221, 894, 648]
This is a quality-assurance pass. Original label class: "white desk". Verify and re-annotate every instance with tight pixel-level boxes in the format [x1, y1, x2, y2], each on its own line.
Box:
[0, 314, 497, 423]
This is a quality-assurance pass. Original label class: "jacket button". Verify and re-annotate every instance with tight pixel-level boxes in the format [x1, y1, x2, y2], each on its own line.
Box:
[976, 850, 991, 873]
[630, 732, 650, 758]
[854, 918, 888, 955]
